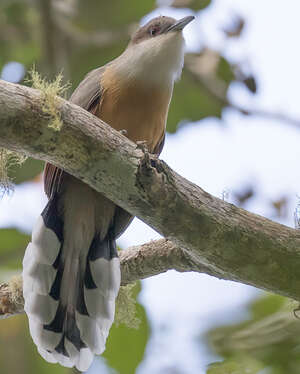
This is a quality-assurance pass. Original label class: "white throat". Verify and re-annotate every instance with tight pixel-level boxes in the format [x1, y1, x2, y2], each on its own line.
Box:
[113, 32, 185, 88]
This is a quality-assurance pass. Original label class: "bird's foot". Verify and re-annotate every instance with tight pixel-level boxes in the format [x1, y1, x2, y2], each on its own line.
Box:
[136, 140, 148, 152]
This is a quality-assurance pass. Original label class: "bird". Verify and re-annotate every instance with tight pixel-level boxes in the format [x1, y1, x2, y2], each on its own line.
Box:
[22, 14, 194, 372]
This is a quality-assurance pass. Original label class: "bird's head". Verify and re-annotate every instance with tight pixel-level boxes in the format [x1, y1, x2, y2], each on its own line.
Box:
[116, 15, 195, 86]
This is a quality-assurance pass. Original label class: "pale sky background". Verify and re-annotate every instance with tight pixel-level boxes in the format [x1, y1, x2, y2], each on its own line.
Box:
[1, 1, 300, 373]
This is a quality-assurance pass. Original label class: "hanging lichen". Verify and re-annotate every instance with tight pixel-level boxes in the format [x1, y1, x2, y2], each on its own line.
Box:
[0, 69, 70, 193]
[115, 283, 141, 329]
[25, 67, 70, 131]
[0, 149, 27, 194]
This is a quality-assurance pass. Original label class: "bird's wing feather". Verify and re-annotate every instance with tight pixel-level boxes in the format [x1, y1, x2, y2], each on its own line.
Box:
[44, 164, 64, 199]
[69, 66, 107, 112]
[153, 133, 165, 156]
[44, 67, 106, 198]
[44, 64, 165, 231]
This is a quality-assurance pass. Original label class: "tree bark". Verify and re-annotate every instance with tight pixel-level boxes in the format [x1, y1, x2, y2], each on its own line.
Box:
[0, 239, 222, 319]
[1, 79, 300, 309]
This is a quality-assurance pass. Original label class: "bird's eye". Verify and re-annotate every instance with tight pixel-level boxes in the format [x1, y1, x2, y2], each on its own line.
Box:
[149, 26, 160, 36]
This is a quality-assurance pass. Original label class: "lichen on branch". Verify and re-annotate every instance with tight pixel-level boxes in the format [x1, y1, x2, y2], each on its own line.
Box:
[115, 283, 141, 329]
[26, 68, 70, 131]
[0, 148, 26, 193]
[1, 80, 300, 304]
[0, 275, 24, 318]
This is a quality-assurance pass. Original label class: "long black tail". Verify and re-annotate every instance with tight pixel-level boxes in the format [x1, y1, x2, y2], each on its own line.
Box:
[22, 196, 120, 371]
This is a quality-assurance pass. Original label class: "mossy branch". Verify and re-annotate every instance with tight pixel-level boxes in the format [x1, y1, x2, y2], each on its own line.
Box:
[26, 68, 70, 131]
[0, 70, 69, 191]
[0, 149, 26, 193]
[0, 79, 300, 307]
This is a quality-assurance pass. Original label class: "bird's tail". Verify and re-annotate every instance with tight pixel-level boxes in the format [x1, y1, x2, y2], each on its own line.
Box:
[22, 196, 120, 372]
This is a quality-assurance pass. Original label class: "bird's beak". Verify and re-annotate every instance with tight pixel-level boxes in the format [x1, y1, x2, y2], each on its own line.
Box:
[165, 16, 195, 33]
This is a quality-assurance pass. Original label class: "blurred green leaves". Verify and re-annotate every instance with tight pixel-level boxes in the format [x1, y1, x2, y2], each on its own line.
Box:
[207, 358, 264, 374]
[168, 53, 236, 132]
[168, 70, 224, 132]
[104, 282, 150, 374]
[75, 0, 156, 30]
[0, 280, 149, 374]
[8, 158, 44, 185]
[207, 294, 300, 374]
[171, 0, 212, 10]
[187, 0, 211, 10]
[0, 2, 40, 71]
[0, 315, 71, 374]
[0, 228, 29, 269]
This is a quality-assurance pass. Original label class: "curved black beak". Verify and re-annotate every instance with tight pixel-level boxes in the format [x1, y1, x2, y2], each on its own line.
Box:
[165, 15, 195, 33]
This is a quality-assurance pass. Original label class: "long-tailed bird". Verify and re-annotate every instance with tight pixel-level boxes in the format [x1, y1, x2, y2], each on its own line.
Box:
[22, 14, 194, 371]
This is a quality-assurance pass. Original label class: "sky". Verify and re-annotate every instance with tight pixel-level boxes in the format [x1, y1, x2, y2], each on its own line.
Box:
[1, 1, 300, 373]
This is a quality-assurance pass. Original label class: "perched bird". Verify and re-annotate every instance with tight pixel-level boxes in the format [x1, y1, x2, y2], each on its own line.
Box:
[22, 14, 194, 371]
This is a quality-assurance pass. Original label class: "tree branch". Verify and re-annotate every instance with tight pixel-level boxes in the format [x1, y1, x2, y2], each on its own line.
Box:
[121, 239, 221, 285]
[0, 239, 222, 319]
[1, 79, 300, 309]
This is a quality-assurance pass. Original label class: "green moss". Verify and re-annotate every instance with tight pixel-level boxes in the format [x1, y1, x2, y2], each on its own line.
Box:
[0, 149, 27, 193]
[115, 283, 141, 329]
[25, 68, 70, 131]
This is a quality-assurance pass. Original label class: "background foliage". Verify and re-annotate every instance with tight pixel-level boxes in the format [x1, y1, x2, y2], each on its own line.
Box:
[0, 0, 296, 373]
[0, 0, 255, 184]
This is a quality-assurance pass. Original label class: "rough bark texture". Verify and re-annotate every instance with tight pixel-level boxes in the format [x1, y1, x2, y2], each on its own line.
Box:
[1, 79, 300, 311]
[121, 239, 221, 284]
